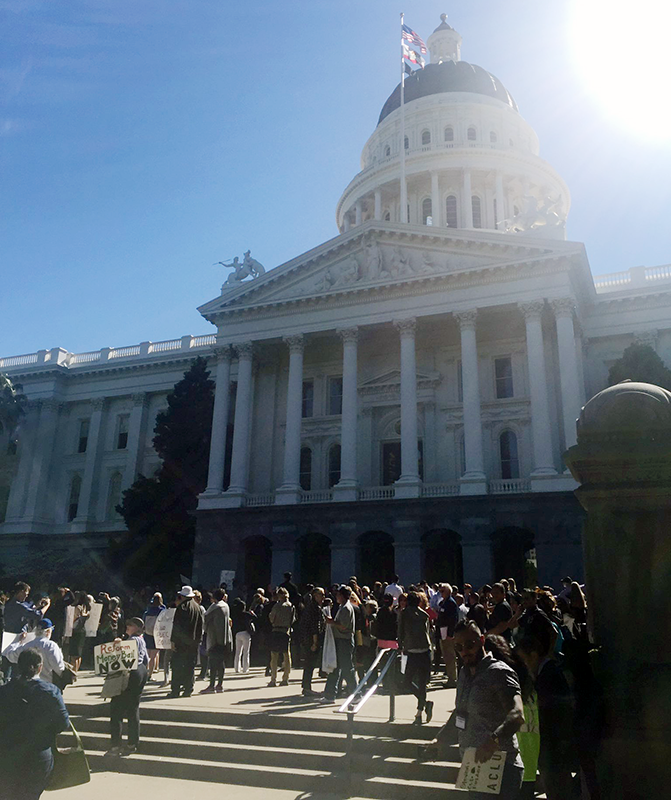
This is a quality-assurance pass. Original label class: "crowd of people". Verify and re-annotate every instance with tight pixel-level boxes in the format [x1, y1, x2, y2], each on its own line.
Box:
[0, 571, 598, 800]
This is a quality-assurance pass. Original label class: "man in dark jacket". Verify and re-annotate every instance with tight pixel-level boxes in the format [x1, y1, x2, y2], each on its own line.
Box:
[437, 583, 459, 686]
[168, 586, 203, 698]
[299, 587, 325, 696]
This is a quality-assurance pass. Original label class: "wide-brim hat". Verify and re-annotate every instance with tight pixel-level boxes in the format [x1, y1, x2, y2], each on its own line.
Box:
[178, 585, 195, 598]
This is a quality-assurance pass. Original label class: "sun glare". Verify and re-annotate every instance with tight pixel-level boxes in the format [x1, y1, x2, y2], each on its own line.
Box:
[571, 0, 671, 140]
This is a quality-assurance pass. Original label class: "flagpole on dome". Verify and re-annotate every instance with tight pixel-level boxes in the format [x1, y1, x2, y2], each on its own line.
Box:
[399, 11, 408, 224]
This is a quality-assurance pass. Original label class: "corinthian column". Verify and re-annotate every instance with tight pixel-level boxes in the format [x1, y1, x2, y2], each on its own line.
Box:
[334, 327, 359, 501]
[204, 346, 233, 494]
[551, 298, 582, 451]
[394, 318, 421, 498]
[455, 310, 487, 495]
[71, 397, 106, 531]
[276, 334, 304, 505]
[519, 301, 557, 477]
[223, 342, 254, 506]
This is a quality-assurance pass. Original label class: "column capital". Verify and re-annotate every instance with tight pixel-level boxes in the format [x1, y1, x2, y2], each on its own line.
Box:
[212, 344, 233, 363]
[518, 300, 545, 321]
[337, 326, 359, 345]
[549, 297, 576, 319]
[283, 334, 304, 354]
[91, 397, 106, 411]
[132, 392, 149, 408]
[394, 317, 416, 337]
[454, 309, 478, 331]
[235, 341, 254, 360]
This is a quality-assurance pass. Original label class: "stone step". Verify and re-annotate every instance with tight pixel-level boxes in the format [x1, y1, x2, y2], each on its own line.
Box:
[77, 729, 461, 784]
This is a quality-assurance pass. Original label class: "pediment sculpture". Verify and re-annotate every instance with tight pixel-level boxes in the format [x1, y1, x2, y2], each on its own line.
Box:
[218, 250, 266, 288]
[504, 195, 566, 235]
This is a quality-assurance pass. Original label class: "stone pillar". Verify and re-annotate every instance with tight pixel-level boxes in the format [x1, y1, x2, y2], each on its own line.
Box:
[223, 342, 254, 506]
[392, 520, 423, 584]
[122, 393, 149, 492]
[276, 335, 304, 505]
[394, 318, 420, 498]
[3, 404, 38, 526]
[495, 172, 505, 229]
[431, 171, 441, 226]
[270, 524, 297, 587]
[343, 215, 351, 233]
[519, 301, 557, 480]
[551, 298, 582, 451]
[374, 190, 382, 221]
[204, 346, 233, 494]
[462, 170, 474, 228]
[461, 536, 493, 590]
[564, 381, 671, 799]
[330, 521, 358, 584]
[455, 310, 487, 494]
[23, 399, 61, 525]
[71, 398, 106, 531]
[423, 401, 437, 483]
[355, 202, 363, 226]
[334, 327, 359, 501]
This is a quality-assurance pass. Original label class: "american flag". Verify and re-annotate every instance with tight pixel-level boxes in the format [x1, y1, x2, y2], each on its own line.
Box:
[402, 24, 427, 55]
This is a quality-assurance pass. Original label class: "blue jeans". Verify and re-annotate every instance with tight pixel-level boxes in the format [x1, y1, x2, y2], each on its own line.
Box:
[468, 762, 523, 800]
[324, 637, 356, 700]
[0, 747, 53, 800]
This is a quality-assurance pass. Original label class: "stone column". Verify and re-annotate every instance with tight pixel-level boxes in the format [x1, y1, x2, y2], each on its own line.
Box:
[392, 520, 423, 584]
[71, 397, 106, 531]
[431, 171, 441, 226]
[495, 172, 505, 229]
[122, 393, 149, 492]
[564, 382, 671, 799]
[519, 301, 557, 479]
[462, 170, 474, 228]
[551, 298, 582, 451]
[343, 215, 351, 233]
[355, 202, 363, 226]
[276, 335, 304, 505]
[23, 399, 61, 526]
[330, 521, 358, 584]
[394, 318, 420, 498]
[204, 346, 233, 494]
[223, 342, 254, 506]
[334, 327, 359, 501]
[455, 310, 487, 494]
[374, 190, 382, 221]
[270, 524, 297, 587]
[3, 404, 39, 527]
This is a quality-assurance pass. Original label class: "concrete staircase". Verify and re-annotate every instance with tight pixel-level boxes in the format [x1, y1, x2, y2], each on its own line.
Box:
[67, 699, 464, 798]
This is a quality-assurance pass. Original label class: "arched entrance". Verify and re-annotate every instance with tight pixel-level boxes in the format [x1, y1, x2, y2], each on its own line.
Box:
[422, 529, 463, 586]
[242, 535, 272, 595]
[297, 532, 331, 589]
[357, 531, 395, 588]
[491, 527, 536, 589]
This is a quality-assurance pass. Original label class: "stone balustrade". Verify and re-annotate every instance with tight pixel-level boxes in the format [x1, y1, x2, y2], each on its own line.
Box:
[594, 264, 671, 294]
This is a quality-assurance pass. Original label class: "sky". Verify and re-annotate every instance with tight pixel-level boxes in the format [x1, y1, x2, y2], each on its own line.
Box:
[2, 0, 670, 358]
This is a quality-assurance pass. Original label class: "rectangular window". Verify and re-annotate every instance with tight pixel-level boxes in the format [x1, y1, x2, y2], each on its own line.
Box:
[77, 419, 90, 454]
[302, 380, 314, 418]
[327, 376, 343, 416]
[116, 415, 129, 450]
[495, 357, 514, 399]
[457, 360, 464, 403]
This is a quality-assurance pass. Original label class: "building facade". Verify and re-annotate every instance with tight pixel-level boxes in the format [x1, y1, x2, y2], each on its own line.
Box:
[2, 19, 670, 590]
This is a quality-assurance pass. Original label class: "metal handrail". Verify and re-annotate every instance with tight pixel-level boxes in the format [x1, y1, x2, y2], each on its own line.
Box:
[334, 647, 399, 796]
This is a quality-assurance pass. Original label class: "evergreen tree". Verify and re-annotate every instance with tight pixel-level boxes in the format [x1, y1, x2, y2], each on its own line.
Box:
[110, 357, 215, 588]
[0, 373, 26, 439]
[608, 343, 671, 391]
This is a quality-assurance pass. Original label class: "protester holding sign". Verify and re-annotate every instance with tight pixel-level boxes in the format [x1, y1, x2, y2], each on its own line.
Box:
[2, 619, 65, 686]
[4, 581, 50, 634]
[168, 586, 203, 698]
[105, 617, 149, 757]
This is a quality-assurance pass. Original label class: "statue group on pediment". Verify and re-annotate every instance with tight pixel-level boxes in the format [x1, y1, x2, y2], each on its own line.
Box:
[504, 195, 566, 235]
[218, 250, 266, 287]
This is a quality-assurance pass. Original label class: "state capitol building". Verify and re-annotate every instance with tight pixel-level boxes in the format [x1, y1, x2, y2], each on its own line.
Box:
[2, 18, 670, 592]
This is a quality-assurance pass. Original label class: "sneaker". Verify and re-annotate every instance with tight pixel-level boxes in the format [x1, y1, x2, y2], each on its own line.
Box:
[215, 685, 224, 693]
[425, 701, 434, 724]
[200, 686, 216, 694]
[166, 692, 180, 699]
[412, 713, 423, 726]
[279, 680, 289, 686]
[267, 681, 277, 687]
[302, 689, 318, 697]
[320, 696, 335, 704]
[105, 746, 123, 757]
[182, 692, 193, 698]
[120, 744, 137, 756]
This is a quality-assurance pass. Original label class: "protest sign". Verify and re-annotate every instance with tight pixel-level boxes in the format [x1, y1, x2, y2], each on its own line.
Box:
[455, 748, 506, 795]
[64, 605, 75, 638]
[153, 607, 176, 649]
[1, 632, 35, 656]
[94, 639, 139, 675]
[85, 602, 103, 637]
[219, 569, 235, 587]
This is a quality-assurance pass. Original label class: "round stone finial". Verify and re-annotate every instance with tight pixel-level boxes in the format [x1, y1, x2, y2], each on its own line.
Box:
[440, 13, 448, 23]
[577, 380, 671, 441]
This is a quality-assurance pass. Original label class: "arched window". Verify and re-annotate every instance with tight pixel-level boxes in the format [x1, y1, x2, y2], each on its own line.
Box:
[421, 129, 431, 145]
[404, 136, 409, 150]
[490, 131, 497, 143]
[445, 195, 458, 228]
[384, 145, 391, 157]
[422, 197, 432, 225]
[472, 196, 482, 228]
[299, 447, 312, 491]
[500, 430, 520, 479]
[444, 126, 454, 142]
[328, 444, 341, 488]
[106, 472, 123, 520]
[467, 126, 477, 141]
[383, 210, 391, 221]
[68, 474, 82, 522]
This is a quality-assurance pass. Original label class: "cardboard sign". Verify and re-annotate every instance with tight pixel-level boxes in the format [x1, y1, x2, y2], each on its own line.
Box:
[456, 748, 506, 795]
[64, 606, 75, 638]
[94, 639, 139, 675]
[152, 608, 176, 650]
[1, 632, 35, 656]
[219, 569, 235, 588]
[85, 603, 103, 637]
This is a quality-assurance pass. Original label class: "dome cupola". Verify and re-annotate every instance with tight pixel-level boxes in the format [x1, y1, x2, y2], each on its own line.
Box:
[427, 13, 462, 64]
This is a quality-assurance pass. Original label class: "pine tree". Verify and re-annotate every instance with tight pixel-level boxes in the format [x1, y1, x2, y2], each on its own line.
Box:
[608, 343, 671, 391]
[111, 357, 215, 588]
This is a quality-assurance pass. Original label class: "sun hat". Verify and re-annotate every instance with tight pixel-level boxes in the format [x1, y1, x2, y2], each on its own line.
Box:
[178, 585, 195, 598]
